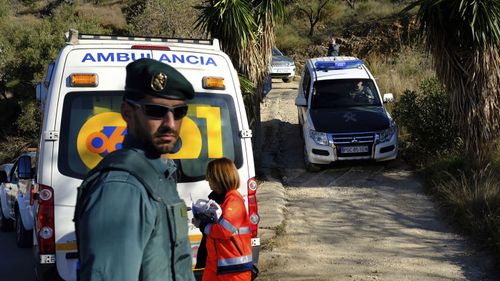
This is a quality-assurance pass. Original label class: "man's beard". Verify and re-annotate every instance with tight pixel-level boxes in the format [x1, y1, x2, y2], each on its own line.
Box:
[132, 114, 178, 155]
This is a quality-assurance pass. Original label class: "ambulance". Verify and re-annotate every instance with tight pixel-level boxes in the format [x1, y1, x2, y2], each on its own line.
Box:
[33, 29, 260, 281]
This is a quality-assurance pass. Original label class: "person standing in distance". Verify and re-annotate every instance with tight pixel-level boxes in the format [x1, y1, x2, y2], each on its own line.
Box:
[74, 58, 196, 281]
[193, 157, 253, 281]
[327, 35, 340, 57]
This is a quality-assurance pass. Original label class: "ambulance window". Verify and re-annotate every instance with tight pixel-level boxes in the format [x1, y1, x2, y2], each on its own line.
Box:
[176, 92, 243, 182]
[59, 91, 124, 178]
[58, 91, 243, 181]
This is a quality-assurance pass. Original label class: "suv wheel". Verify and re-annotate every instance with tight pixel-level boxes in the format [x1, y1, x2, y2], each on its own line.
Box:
[282, 78, 291, 83]
[0, 201, 14, 232]
[303, 146, 321, 172]
[15, 209, 32, 247]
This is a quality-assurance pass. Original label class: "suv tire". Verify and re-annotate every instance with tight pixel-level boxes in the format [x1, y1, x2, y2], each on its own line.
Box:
[0, 201, 14, 232]
[16, 209, 32, 247]
[304, 146, 321, 172]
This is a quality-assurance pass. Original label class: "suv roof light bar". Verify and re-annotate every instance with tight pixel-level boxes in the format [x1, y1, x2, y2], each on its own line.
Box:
[314, 59, 364, 71]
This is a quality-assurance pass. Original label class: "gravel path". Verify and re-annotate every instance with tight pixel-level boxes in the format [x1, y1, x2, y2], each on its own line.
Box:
[256, 80, 498, 281]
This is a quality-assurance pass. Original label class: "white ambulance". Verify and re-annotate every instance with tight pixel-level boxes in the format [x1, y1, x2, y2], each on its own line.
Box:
[33, 29, 260, 281]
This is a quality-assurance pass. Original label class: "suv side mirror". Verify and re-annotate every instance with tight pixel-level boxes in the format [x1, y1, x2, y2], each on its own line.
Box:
[383, 93, 394, 103]
[295, 96, 307, 107]
[18, 155, 32, 180]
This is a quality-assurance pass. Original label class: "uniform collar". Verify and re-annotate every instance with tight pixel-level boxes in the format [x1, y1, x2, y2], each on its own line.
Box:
[122, 134, 177, 177]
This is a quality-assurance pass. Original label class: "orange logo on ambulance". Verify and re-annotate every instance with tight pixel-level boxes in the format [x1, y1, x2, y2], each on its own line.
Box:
[77, 112, 127, 169]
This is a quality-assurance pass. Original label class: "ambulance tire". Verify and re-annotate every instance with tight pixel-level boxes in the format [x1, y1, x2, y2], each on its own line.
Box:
[0, 201, 14, 232]
[303, 146, 321, 172]
[15, 209, 32, 248]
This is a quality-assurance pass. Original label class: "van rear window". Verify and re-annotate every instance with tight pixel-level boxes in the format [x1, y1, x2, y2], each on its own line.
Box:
[58, 91, 243, 182]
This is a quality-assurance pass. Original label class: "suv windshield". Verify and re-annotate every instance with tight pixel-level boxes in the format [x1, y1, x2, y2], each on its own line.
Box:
[311, 79, 381, 109]
[272, 48, 283, 56]
[58, 91, 243, 182]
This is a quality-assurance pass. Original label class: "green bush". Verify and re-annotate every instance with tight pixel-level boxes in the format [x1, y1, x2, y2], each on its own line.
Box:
[392, 77, 461, 164]
[0, 2, 112, 148]
[275, 24, 311, 53]
[15, 99, 42, 140]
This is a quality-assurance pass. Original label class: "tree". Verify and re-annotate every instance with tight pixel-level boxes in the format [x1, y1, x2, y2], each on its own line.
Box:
[195, 0, 286, 167]
[125, 0, 204, 38]
[345, 0, 355, 9]
[409, 0, 500, 168]
[294, 0, 332, 37]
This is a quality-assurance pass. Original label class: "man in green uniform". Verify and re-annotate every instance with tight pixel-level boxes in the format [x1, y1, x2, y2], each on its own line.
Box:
[75, 58, 196, 281]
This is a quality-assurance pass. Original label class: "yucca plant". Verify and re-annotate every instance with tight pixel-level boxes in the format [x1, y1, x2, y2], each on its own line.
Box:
[407, 0, 500, 168]
[195, 0, 286, 163]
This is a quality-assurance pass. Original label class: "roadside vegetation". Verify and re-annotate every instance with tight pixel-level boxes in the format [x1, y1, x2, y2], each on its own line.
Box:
[0, 0, 499, 267]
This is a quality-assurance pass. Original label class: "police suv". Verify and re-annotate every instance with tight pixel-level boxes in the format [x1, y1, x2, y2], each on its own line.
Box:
[295, 56, 398, 171]
[34, 29, 260, 280]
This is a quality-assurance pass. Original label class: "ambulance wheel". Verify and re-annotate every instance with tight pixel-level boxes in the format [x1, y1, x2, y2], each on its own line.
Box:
[0, 201, 14, 232]
[303, 146, 321, 172]
[15, 209, 32, 248]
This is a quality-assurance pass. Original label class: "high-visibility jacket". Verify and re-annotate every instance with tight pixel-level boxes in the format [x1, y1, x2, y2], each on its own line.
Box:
[202, 189, 253, 281]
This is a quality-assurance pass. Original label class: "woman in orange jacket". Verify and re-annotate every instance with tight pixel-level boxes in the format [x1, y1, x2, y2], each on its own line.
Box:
[194, 157, 253, 281]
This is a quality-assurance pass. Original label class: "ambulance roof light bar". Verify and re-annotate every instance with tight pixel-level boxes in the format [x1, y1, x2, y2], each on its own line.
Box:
[66, 29, 220, 50]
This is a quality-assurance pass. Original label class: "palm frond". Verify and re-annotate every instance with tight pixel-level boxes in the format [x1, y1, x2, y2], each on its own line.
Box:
[413, 0, 500, 166]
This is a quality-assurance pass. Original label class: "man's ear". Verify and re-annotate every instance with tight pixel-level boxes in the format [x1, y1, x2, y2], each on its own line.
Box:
[121, 101, 133, 122]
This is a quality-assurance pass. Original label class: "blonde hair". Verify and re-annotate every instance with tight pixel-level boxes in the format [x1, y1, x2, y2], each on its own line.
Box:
[206, 157, 240, 193]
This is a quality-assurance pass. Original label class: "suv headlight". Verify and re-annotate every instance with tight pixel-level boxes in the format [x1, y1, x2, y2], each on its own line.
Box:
[309, 129, 329, 145]
[377, 122, 397, 143]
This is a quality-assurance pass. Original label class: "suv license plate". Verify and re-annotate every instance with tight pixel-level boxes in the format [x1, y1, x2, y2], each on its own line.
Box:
[272, 68, 289, 73]
[341, 146, 368, 154]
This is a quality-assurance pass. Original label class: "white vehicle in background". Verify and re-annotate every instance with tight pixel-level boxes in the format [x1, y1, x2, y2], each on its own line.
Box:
[0, 150, 37, 247]
[33, 29, 260, 281]
[0, 162, 14, 231]
[296, 56, 398, 171]
[269, 47, 295, 83]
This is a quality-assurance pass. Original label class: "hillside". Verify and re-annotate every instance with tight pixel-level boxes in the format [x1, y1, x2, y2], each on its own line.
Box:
[0, 0, 428, 163]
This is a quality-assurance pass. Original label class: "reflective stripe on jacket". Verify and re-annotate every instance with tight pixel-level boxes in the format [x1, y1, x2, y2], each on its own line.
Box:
[204, 189, 253, 276]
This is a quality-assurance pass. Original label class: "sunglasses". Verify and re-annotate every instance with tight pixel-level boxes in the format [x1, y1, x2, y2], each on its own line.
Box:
[126, 99, 189, 120]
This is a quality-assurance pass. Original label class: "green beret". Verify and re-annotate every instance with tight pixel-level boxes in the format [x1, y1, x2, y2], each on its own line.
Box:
[125, 58, 194, 100]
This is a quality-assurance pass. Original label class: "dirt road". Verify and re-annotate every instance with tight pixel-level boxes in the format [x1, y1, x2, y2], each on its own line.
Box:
[256, 80, 498, 281]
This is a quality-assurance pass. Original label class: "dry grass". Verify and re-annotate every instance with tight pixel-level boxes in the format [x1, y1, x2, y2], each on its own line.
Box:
[327, 0, 409, 28]
[356, 0, 405, 20]
[76, 3, 127, 30]
[431, 164, 500, 255]
[366, 47, 435, 100]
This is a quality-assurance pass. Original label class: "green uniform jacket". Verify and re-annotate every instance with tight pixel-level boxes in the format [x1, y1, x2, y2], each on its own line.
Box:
[76, 136, 195, 281]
